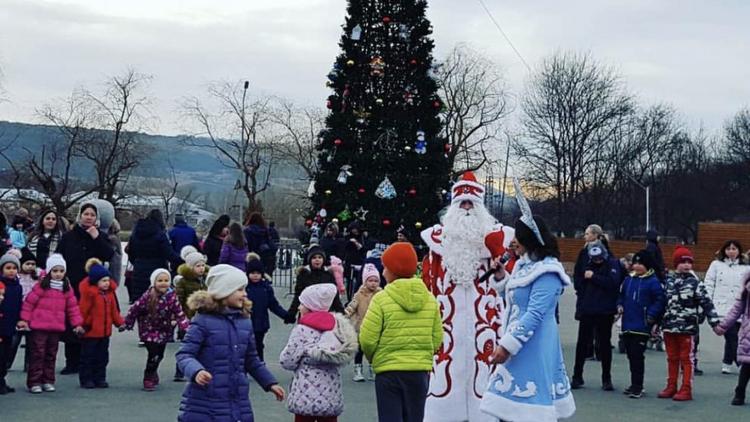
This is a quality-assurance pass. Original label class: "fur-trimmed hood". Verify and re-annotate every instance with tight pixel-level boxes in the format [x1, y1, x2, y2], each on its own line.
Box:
[307, 313, 358, 365]
[177, 262, 208, 282]
[187, 290, 252, 317]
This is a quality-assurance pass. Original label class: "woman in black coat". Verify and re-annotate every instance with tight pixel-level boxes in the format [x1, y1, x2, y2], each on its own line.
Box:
[126, 209, 177, 303]
[56, 201, 115, 374]
[203, 215, 230, 266]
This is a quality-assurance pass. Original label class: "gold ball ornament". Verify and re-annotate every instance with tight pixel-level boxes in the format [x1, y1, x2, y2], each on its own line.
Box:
[415, 221, 423, 229]
[375, 98, 384, 105]
[346, 59, 355, 67]
[325, 189, 332, 195]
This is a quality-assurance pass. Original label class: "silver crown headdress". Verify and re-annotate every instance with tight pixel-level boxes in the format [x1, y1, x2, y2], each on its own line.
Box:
[513, 177, 545, 246]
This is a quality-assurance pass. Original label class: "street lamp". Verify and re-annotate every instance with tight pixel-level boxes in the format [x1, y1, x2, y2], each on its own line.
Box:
[626, 175, 650, 231]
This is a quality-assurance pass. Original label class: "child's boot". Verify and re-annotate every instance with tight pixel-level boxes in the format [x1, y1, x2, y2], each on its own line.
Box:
[673, 385, 692, 401]
[731, 385, 745, 406]
[673, 352, 693, 401]
[367, 363, 375, 381]
[658, 358, 679, 398]
[352, 364, 364, 382]
[143, 372, 156, 392]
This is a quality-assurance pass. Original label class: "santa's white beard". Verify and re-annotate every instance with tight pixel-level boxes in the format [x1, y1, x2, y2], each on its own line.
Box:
[440, 202, 497, 285]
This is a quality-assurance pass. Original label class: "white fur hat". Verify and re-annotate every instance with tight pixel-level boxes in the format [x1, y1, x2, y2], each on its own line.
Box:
[206, 264, 247, 300]
[181, 245, 206, 268]
[46, 253, 67, 273]
[299, 284, 337, 312]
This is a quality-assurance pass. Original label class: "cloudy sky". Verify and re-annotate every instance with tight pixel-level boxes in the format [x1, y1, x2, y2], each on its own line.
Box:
[1, 0, 748, 136]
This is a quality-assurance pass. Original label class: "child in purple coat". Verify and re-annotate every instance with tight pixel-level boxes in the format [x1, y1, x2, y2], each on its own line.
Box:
[121, 268, 190, 391]
[219, 223, 249, 272]
[176, 264, 285, 421]
[715, 274, 750, 405]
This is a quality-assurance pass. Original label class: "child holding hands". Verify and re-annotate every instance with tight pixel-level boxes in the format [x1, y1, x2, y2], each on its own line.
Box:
[121, 268, 190, 391]
[714, 273, 750, 405]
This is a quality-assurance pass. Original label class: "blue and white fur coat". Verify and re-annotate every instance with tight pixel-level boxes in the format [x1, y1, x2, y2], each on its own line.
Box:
[480, 255, 576, 422]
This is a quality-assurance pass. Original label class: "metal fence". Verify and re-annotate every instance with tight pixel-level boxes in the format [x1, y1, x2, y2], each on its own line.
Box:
[272, 239, 304, 296]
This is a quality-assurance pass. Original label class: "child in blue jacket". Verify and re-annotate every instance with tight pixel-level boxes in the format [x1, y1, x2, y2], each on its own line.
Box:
[245, 253, 288, 362]
[176, 264, 285, 422]
[617, 250, 666, 398]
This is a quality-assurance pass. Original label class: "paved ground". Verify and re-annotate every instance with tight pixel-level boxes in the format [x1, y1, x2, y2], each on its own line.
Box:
[2, 282, 748, 422]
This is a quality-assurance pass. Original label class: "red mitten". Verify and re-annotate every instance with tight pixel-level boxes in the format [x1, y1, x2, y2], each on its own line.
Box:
[484, 230, 507, 259]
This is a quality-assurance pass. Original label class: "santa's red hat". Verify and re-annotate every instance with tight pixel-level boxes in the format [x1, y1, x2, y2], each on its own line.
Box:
[451, 171, 485, 204]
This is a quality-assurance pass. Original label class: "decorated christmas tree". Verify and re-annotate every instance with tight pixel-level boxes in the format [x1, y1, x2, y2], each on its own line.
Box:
[310, 0, 451, 241]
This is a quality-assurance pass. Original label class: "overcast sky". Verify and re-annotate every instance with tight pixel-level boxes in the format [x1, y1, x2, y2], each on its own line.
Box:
[1, 0, 748, 136]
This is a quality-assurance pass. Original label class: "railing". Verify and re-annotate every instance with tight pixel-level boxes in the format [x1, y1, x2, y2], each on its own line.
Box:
[272, 239, 304, 296]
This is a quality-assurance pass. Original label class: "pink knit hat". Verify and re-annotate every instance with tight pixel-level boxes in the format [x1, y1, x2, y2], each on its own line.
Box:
[362, 263, 380, 283]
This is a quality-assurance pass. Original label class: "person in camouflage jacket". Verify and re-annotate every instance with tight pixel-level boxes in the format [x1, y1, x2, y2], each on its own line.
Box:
[658, 246, 720, 402]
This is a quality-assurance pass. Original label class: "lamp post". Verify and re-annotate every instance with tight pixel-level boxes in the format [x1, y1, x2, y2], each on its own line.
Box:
[237, 80, 249, 222]
[626, 175, 650, 231]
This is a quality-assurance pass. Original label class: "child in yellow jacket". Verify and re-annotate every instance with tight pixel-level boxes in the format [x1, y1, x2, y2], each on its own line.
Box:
[359, 242, 442, 422]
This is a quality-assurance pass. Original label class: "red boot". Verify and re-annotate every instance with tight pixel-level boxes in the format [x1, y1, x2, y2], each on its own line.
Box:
[673, 350, 693, 401]
[658, 358, 679, 398]
[673, 386, 692, 401]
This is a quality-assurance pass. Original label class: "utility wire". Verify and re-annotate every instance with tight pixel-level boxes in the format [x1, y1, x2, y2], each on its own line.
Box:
[476, 0, 533, 73]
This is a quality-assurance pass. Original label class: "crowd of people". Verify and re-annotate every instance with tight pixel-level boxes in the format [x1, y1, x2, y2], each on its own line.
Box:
[0, 174, 749, 422]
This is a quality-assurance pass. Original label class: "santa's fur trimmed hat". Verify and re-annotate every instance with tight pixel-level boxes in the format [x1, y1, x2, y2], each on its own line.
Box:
[451, 171, 485, 204]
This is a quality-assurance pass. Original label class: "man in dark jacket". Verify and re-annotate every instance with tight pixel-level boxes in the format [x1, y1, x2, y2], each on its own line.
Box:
[169, 214, 201, 261]
[169, 214, 201, 252]
[646, 229, 666, 281]
[571, 240, 622, 391]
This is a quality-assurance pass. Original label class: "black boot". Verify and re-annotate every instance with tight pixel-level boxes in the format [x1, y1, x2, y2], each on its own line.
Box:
[571, 377, 584, 389]
[732, 387, 745, 406]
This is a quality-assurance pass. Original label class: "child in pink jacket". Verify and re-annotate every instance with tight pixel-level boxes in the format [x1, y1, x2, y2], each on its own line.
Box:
[18, 254, 84, 393]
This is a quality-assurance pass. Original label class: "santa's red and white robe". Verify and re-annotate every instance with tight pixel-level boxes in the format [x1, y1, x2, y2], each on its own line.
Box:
[421, 225, 514, 422]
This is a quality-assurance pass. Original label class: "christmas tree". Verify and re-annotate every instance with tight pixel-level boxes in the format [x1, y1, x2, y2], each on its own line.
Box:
[310, 0, 451, 241]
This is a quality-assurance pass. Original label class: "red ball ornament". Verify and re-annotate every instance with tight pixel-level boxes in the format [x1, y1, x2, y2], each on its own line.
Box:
[444, 143, 451, 152]
[326, 100, 333, 109]
[382, 218, 391, 227]
[433, 100, 442, 109]
[410, 59, 418, 66]
[334, 138, 343, 146]
[408, 188, 417, 197]
[357, 187, 366, 194]
[305, 219, 313, 226]
[382, 16, 392, 24]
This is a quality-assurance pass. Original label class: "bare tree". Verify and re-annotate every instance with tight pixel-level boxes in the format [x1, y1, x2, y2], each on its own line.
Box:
[0, 93, 100, 215]
[724, 107, 750, 163]
[437, 44, 511, 175]
[516, 51, 635, 233]
[76, 69, 153, 204]
[271, 100, 324, 181]
[182, 81, 277, 216]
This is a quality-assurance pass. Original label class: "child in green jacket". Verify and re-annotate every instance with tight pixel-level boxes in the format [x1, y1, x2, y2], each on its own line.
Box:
[359, 242, 442, 422]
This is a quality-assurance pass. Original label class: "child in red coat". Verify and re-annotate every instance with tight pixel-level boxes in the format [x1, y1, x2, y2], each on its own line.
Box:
[19, 254, 84, 393]
[78, 258, 123, 389]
